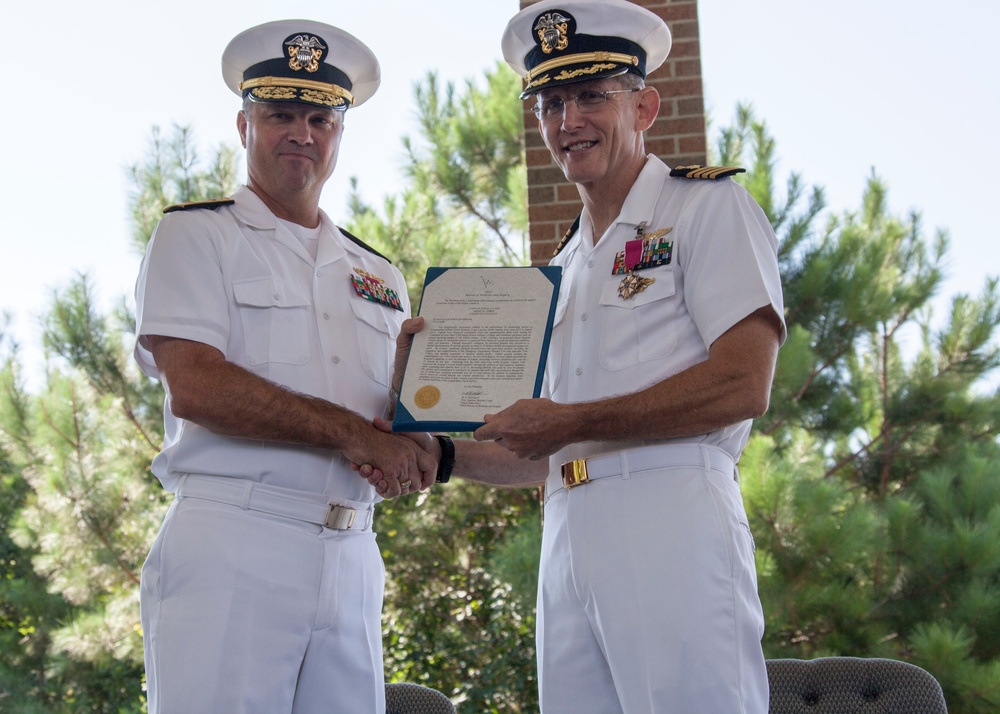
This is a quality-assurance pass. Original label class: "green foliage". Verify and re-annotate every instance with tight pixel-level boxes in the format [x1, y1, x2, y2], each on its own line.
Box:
[0, 70, 996, 714]
[0, 327, 154, 711]
[0, 338, 74, 712]
[723, 104, 1000, 713]
[378, 483, 540, 711]
[401, 64, 528, 266]
[344, 65, 528, 311]
[0, 127, 235, 712]
[128, 125, 239, 253]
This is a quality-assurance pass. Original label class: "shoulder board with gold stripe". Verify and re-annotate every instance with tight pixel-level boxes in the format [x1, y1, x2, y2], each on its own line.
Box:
[162, 198, 235, 214]
[339, 226, 391, 264]
[669, 165, 745, 180]
[552, 214, 581, 258]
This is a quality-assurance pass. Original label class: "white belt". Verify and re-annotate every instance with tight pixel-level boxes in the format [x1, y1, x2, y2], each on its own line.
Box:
[547, 443, 736, 501]
[176, 475, 374, 531]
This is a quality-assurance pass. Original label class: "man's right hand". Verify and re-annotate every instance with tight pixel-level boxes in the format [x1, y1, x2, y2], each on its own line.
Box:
[346, 421, 437, 498]
[353, 417, 438, 497]
[147, 334, 436, 497]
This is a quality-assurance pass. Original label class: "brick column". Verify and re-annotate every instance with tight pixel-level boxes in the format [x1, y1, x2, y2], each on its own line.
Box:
[517, 0, 707, 264]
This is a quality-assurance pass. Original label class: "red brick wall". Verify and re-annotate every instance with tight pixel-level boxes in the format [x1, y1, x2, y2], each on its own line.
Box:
[516, 0, 707, 264]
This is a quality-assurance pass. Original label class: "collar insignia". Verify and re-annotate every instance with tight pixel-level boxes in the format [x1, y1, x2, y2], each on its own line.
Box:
[285, 34, 327, 73]
[553, 214, 581, 257]
[533, 12, 571, 54]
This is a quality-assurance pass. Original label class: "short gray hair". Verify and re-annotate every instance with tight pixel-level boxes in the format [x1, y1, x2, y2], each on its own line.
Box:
[613, 72, 646, 90]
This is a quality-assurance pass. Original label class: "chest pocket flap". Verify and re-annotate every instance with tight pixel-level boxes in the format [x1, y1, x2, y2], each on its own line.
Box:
[232, 277, 311, 366]
[233, 277, 309, 309]
[598, 268, 676, 309]
[597, 268, 678, 370]
[349, 296, 399, 386]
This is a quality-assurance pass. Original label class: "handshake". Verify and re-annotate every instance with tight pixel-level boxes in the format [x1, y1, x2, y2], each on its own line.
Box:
[351, 315, 564, 499]
[351, 417, 442, 499]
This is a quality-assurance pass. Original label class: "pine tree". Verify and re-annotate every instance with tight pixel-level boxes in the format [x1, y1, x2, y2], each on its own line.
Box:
[0, 330, 75, 713]
[403, 64, 529, 266]
[0, 126, 237, 712]
[719, 104, 1000, 713]
[1, 72, 997, 714]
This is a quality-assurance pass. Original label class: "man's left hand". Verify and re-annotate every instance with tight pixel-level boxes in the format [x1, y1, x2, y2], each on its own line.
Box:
[473, 398, 570, 461]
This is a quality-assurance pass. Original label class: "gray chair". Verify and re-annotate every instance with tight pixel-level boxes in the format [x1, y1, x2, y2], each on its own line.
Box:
[766, 656, 948, 713]
[385, 682, 456, 714]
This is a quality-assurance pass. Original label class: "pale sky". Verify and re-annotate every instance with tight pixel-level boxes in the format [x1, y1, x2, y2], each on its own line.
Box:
[2, 0, 998, 391]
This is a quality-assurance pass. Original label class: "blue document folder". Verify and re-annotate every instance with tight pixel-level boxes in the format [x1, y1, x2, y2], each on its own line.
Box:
[392, 266, 562, 432]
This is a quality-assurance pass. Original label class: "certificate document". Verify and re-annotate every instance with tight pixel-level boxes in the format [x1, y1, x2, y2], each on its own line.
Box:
[392, 266, 562, 432]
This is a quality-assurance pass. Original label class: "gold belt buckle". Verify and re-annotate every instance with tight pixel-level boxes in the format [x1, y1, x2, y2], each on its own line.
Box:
[561, 459, 590, 489]
[324, 505, 357, 530]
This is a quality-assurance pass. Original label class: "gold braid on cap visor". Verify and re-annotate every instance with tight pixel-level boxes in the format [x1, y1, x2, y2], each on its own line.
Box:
[240, 76, 355, 106]
[524, 51, 639, 90]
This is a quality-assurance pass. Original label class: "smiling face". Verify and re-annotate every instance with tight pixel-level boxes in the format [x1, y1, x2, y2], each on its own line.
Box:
[237, 100, 344, 222]
[535, 76, 659, 198]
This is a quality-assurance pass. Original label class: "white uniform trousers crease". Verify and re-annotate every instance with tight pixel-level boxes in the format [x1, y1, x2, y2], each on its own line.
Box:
[141, 497, 386, 714]
[537, 460, 768, 714]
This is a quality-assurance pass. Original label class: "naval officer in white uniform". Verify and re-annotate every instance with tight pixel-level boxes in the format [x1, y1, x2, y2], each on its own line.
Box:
[371, 0, 786, 711]
[134, 19, 438, 714]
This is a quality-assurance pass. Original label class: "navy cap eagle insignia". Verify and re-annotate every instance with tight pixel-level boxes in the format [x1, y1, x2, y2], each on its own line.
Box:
[534, 12, 570, 54]
[285, 34, 327, 73]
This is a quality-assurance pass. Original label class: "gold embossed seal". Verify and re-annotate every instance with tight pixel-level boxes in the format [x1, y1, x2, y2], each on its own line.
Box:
[414, 385, 441, 410]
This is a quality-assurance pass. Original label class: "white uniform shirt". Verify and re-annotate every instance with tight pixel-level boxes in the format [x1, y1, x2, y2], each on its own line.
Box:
[134, 185, 409, 499]
[545, 156, 785, 473]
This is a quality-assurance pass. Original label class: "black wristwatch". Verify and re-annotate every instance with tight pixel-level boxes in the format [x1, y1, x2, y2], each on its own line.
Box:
[434, 435, 455, 483]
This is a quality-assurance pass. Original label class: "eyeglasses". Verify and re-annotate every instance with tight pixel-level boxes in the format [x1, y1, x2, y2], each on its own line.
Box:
[532, 88, 642, 121]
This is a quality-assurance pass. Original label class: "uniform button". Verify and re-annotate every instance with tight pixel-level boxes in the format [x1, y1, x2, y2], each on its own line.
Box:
[575, 367, 583, 376]
[581, 313, 588, 321]
[273, 292, 281, 300]
[587, 260, 594, 268]
[323, 312, 331, 320]
[331, 356, 341, 364]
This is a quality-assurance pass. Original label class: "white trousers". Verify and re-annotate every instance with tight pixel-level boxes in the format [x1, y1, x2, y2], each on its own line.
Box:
[141, 496, 385, 714]
[537, 447, 768, 713]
